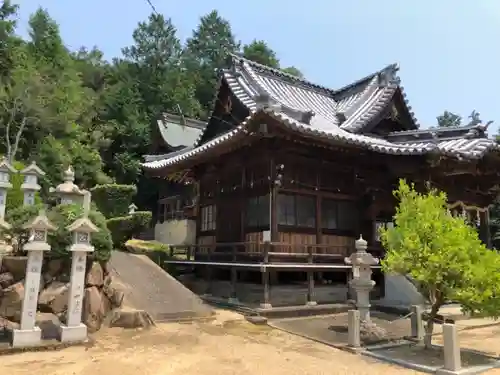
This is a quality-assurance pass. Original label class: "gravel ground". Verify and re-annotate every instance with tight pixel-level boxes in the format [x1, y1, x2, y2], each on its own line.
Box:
[0, 310, 423, 375]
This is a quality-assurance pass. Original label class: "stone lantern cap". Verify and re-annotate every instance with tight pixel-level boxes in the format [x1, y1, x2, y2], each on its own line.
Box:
[128, 203, 138, 214]
[66, 216, 99, 234]
[0, 158, 16, 190]
[23, 209, 57, 232]
[51, 166, 85, 196]
[23, 209, 57, 252]
[20, 161, 45, 192]
[345, 235, 379, 267]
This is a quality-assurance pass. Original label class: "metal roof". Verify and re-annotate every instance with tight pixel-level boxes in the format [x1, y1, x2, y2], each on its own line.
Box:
[143, 57, 499, 170]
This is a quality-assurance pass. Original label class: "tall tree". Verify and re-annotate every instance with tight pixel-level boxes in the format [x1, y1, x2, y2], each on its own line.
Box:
[243, 40, 279, 68]
[437, 111, 462, 127]
[184, 10, 240, 117]
[282, 66, 304, 78]
[0, 0, 21, 78]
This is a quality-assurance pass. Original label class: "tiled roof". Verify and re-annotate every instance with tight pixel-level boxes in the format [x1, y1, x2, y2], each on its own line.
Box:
[142, 57, 499, 170]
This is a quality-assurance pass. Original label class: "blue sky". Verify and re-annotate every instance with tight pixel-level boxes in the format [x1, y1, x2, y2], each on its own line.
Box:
[15, 0, 500, 134]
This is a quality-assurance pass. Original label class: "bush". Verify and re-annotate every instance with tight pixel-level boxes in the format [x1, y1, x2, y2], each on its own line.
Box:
[90, 184, 137, 218]
[5, 203, 44, 252]
[48, 203, 113, 262]
[106, 211, 152, 249]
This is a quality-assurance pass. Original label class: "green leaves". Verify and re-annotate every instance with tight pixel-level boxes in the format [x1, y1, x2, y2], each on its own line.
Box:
[381, 180, 500, 318]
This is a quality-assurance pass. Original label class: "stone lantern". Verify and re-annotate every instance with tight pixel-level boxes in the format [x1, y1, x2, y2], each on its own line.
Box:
[12, 208, 57, 347]
[58, 191, 99, 343]
[20, 161, 45, 206]
[345, 235, 379, 322]
[128, 203, 138, 214]
[0, 158, 16, 218]
[50, 166, 85, 205]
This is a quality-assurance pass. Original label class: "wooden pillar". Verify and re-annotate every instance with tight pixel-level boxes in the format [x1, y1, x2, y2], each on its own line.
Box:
[315, 169, 324, 285]
[269, 157, 278, 242]
[306, 245, 316, 306]
[260, 242, 272, 309]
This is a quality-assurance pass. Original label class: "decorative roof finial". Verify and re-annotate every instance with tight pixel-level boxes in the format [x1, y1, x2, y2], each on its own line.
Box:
[64, 166, 75, 183]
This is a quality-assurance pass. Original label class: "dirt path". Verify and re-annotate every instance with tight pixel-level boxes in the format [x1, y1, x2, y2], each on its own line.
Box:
[0, 310, 423, 375]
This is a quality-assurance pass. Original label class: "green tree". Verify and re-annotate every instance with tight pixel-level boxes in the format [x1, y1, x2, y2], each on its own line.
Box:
[184, 10, 240, 117]
[437, 111, 462, 127]
[243, 40, 280, 68]
[380, 180, 500, 348]
[282, 66, 304, 78]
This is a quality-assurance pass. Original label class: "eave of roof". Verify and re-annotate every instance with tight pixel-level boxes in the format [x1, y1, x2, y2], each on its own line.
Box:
[142, 108, 500, 171]
[157, 112, 207, 149]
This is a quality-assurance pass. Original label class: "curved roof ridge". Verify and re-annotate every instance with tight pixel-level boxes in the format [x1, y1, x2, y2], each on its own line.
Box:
[230, 53, 337, 96]
[333, 63, 399, 96]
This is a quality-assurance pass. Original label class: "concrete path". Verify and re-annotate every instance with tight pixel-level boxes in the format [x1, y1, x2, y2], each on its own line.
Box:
[108, 250, 214, 322]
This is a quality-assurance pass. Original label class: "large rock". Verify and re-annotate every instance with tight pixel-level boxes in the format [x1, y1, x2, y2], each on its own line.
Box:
[82, 286, 111, 332]
[85, 263, 104, 287]
[36, 312, 61, 340]
[0, 281, 24, 321]
[108, 308, 155, 329]
[103, 284, 125, 308]
[0, 272, 14, 289]
[45, 258, 64, 276]
[0, 316, 19, 330]
[1, 256, 27, 281]
[38, 281, 69, 314]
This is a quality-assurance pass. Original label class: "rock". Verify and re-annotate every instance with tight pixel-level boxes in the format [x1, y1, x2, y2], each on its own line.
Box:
[82, 286, 111, 333]
[42, 272, 54, 285]
[1, 256, 27, 281]
[36, 312, 61, 340]
[110, 289, 125, 308]
[85, 263, 104, 287]
[38, 281, 69, 314]
[360, 320, 388, 344]
[45, 258, 64, 276]
[0, 316, 19, 330]
[0, 272, 14, 289]
[103, 273, 112, 287]
[0, 281, 24, 321]
[107, 308, 155, 329]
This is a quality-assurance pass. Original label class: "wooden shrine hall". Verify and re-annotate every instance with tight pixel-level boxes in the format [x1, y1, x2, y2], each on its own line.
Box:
[142, 55, 500, 307]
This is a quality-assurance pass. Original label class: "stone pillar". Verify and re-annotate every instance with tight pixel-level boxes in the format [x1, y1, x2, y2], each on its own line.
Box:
[411, 305, 424, 341]
[0, 158, 16, 252]
[348, 309, 361, 348]
[345, 236, 379, 322]
[12, 209, 57, 347]
[20, 161, 45, 206]
[438, 323, 461, 374]
[59, 191, 99, 343]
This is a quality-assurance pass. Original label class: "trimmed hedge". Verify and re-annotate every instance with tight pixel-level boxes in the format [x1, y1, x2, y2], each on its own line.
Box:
[106, 211, 152, 249]
[90, 184, 137, 218]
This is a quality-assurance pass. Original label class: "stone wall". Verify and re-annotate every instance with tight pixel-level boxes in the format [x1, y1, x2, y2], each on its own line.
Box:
[0, 256, 124, 335]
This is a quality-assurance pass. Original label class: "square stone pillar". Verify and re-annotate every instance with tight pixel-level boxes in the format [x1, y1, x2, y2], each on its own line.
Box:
[437, 323, 462, 375]
[58, 191, 99, 343]
[12, 209, 57, 347]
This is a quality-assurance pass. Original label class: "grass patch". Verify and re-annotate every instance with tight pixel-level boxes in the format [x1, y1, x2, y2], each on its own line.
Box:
[125, 239, 170, 253]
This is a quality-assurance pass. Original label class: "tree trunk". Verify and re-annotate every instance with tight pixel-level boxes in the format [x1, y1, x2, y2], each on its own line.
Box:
[424, 302, 442, 349]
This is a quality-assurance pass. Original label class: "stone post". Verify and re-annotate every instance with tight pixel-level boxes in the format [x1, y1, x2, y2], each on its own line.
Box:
[58, 191, 99, 343]
[12, 209, 57, 347]
[411, 305, 424, 341]
[344, 235, 379, 322]
[437, 323, 461, 374]
[348, 309, 361, 348]
[20, 161, 45, 206]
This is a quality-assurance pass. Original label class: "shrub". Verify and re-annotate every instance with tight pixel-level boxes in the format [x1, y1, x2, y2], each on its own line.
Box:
[90, 184, 137, 218]
[48, 203, 113, 262]
[4, 203, 44, 252]
[380, 180, 500, 348]
[106, 211, 152, 249]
